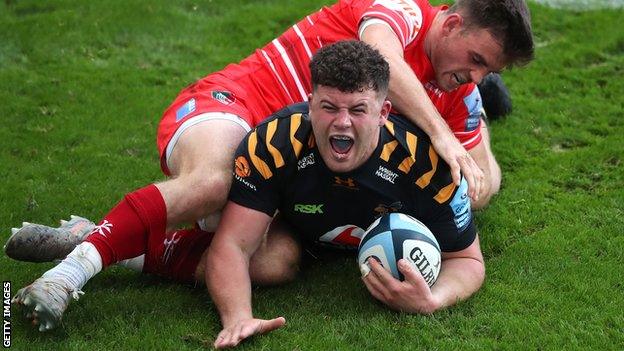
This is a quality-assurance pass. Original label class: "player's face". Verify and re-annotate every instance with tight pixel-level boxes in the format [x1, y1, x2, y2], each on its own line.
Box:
[430, 15, 506, 91]
[309, 85, 391, 173]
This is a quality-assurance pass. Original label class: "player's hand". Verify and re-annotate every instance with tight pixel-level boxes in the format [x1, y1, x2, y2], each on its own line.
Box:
[214, 317, 286, 349]
[429, 132, 483, 201]
[362, 258, 440, 314]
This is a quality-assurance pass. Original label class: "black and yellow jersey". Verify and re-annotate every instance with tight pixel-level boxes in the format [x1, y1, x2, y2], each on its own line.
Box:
[229, 103, 476, 252]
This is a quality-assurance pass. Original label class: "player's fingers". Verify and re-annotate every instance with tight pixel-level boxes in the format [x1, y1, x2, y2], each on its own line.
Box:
[461, 153, 482, 201]
[362, 268, 386, 296]
[367, 257, 395, 286]
[214, 329, 234, 349]
[362, 275, 386, 302]
[457, 154, 474, 198]
[449, 157, 462, 187]
[258, 317, 286, 334]
[223, 327, 241, 349]
[397, 259, 429, 291]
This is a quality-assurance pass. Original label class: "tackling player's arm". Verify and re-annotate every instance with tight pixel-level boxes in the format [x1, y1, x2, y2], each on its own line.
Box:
[360, 23, 483, 201]
[205, 201, 285, 349]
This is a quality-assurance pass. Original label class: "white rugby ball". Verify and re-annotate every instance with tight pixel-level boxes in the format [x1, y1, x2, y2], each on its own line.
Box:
[358, 213, 441, 286]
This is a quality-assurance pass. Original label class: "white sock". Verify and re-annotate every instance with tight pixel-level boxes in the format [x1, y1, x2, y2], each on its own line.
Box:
[41, 242, 103, 296]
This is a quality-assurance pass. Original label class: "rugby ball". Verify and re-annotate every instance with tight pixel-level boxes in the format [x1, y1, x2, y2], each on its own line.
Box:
[358, 213, 441, 286]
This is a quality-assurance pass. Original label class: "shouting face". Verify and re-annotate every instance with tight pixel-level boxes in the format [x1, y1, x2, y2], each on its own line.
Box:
[309, 85, 391, 173]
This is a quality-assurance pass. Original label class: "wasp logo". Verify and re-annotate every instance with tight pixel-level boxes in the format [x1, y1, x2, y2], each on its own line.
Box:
[235, 156, 251, 178]
[373, 201, 403, 216]
[333, 176, 357, 189]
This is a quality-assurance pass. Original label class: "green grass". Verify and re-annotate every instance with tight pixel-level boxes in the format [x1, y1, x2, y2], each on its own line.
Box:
[1, 0, 623, 350]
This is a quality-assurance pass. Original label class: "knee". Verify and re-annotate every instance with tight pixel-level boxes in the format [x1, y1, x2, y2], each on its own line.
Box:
[194, 171, 231, 206]
[179, 171, 232, 217]
[472, 163, 501, 210]
[249, 234, 301, 286]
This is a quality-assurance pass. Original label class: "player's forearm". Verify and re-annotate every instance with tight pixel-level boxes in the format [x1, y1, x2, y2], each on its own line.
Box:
[361, 24, 451, 139]
[385, 53, 452, 139]
[205, 243, 254, 327]
[430, 256, 485, 311]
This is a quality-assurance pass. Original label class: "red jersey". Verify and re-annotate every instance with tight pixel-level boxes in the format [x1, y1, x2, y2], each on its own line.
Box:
[192, 0, 483, 149]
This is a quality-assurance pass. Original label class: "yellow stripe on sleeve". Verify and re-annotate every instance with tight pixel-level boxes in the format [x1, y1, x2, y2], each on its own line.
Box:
[398, 132, 417, 174]
[434, 182, 457, 204]
[416, 145, 438, 188]
[248, 131, 273, 180]
[266, 119, 285, 168]
[290, 113, 304, 157]
[380, 140, 399, 162]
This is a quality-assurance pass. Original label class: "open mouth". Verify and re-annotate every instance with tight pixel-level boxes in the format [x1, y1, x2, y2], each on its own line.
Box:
[330, 135, 354, 155]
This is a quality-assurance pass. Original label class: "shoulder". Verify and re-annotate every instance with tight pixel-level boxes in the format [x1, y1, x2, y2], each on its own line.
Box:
[382, 115, 454, 197]
[240, 102, 314, 176]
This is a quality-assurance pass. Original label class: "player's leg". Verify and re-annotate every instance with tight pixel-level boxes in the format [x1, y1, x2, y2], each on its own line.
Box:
[12, 116, 248, 331]
[158, 117, 248, 229]
[468, 120, 501, 210]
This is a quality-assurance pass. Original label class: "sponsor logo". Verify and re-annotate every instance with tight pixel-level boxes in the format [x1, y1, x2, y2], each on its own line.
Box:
[91, 220, 113, 237]
[463, 87, 483, 132]
[162, 231, 181, 265]
[375, 165, 399, 184]
[424, 81, 443, 98]
[408, 246, 439, 286]
[449, 178, 471, 231]
[297, 153, 315, 170]
[333, 176, 357, 189]
[319, 225, 365, 248]
[175, 98, 196, 121]
[373, 201, 403, 216]
[234, 173, 257, 191]
[234, 156, 251, 178]
[211, 90, 236, 106]
[294, 203, 324, 214]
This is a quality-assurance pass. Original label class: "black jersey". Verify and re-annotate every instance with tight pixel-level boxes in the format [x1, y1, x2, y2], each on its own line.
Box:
[229, 103, 476, 252]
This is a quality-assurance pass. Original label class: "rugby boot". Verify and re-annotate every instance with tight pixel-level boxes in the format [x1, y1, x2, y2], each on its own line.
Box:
[4, 215, 95, 262]
[478, 72, 513, 120]
[12, 276, 83, 331]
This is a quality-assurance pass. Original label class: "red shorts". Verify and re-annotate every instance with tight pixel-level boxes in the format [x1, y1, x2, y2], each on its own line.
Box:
[155, 69, 290, 175]
[156, 79, 254, 175]
[142, 227, 214, 284]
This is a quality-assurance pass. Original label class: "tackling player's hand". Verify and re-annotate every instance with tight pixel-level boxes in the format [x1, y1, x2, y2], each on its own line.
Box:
[214, 317, 286, 349]
[429, 132, 483, 201]
[362, 258, 441, 314]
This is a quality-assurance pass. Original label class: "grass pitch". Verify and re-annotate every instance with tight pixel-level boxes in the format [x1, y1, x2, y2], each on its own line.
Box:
[1, 0, 623, 350]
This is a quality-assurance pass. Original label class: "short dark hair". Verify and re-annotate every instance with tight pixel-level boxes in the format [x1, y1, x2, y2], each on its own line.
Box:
[309, 40, 389, 96]
[449, 0, 534, 67]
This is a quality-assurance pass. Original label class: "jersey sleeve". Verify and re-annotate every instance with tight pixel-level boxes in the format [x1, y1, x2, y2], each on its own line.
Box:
[228, 128, 281, 217]
[357, 0, 424, 49]
[414, 158, 477, 252]
[442, 84, 484, 151]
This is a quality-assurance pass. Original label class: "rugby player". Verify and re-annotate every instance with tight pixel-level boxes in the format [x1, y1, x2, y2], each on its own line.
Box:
[6, 0, 534, 265]
[206, 40, 484, 348]
[12, 42, 485, 345]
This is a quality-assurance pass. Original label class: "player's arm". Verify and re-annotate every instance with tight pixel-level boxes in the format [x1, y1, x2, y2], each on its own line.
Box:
[205, 201, 285, 349]
[360, 24, 483, 201]
[362, 234, 484, 314]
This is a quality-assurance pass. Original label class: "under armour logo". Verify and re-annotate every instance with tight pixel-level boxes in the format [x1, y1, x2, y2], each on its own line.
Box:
[91, 220, 113, 237]
[333, 176, 357, 189]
